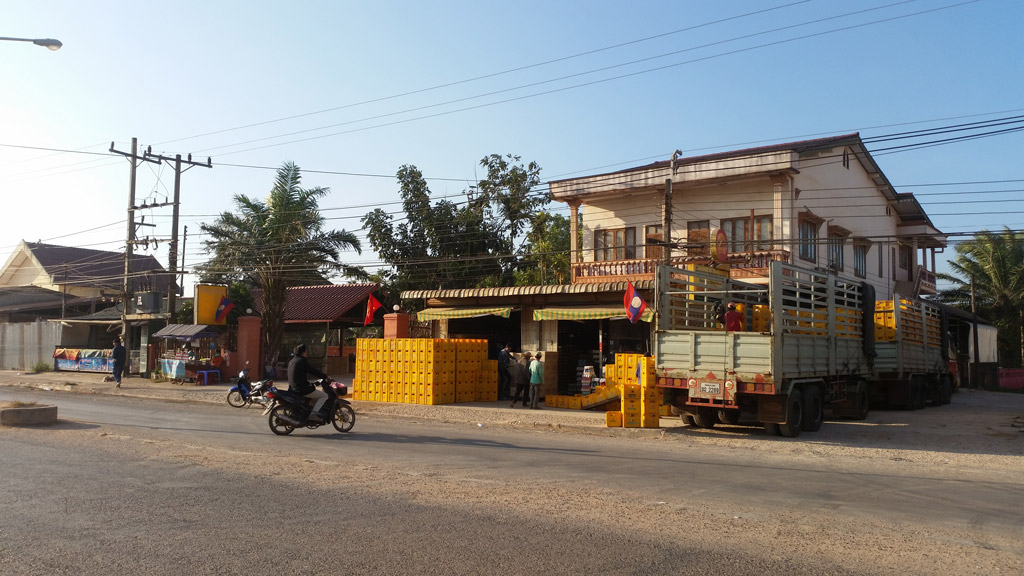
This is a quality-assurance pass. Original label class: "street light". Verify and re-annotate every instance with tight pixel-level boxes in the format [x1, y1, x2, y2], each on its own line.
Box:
[0, 36, 63, 51]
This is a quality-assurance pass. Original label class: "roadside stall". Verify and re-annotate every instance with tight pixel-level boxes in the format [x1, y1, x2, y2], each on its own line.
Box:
[151, 324, 224, 384]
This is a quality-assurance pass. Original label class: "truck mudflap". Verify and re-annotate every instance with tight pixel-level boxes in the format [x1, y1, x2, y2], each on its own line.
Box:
[757, 394, 787, 424]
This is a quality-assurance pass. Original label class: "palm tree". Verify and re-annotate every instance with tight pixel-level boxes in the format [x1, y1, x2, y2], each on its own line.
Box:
[936, 228, 1024, 367]
[198, 162, 361, 367]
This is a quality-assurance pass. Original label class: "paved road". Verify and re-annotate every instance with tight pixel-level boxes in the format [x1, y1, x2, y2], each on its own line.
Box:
[2, 389, 1021, 575]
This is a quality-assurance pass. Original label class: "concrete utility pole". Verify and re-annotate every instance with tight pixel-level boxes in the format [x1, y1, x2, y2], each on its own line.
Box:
[664, 150, 682, 265]
[143, 150, 212, 319]
[110, 138, 160, 347]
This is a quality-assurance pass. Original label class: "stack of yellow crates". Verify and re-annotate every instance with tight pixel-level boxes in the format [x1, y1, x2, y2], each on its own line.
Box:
[353, 338, 496, 405]
[605, 354, 661, 428]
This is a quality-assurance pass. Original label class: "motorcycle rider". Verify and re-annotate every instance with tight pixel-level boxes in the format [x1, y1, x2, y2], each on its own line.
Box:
[287, 344, 329, 422]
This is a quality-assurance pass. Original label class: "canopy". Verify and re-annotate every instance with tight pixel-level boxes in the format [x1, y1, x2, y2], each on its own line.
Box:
[416, 306, 514, 321]
[532, 307, 654, 322]
[151, 324, 221, 341]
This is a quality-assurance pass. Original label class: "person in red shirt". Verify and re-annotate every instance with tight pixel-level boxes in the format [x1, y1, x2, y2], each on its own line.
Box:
[724, 303, 743, 332]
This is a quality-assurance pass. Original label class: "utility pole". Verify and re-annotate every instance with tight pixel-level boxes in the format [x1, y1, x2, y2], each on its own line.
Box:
[664, 150, 682, 266]
[180, 224, 188, 319]
[110, 138, 160, 351]
[143, 150, 212, 319]
[970, 275, 980, 389]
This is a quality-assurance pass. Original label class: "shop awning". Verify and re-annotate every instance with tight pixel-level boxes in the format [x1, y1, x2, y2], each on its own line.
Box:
[416, 307, 514, 321]
[532, 307, 654, 322]
[151, 324, 221, 340]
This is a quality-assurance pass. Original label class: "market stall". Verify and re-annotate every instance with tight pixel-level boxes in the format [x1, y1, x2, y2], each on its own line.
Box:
[151, 324, 224, 384]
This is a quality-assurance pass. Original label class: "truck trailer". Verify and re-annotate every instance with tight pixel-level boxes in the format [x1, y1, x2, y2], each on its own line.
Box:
[653, 261, 957, 438]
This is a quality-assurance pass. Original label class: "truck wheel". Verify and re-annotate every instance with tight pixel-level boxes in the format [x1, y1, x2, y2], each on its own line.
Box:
[853, 381, 871, 420]
[938, 376, 953, 405]
[913, 378, 927, 410]
[763, 422, 781, 436]
[801, 385, 824, 432]
[692, 407, 717, 429]
[717, 410, 741, 425]
[777, 389, 803, 438]
[681, 414, 695, 426]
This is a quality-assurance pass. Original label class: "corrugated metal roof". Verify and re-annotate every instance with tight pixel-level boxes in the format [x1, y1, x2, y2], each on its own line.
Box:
[24, 242, 168, 292]
[152, 324, 221, 340]
[401, 280, 653, 300]
[549, 133, 861, 184]
[254, 283, 380, 323]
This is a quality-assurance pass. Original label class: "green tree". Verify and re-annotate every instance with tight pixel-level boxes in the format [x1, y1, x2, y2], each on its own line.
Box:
[198, 162, 361, 365]
[475, 153, 545, 259]
[936, 228, 1024, 367]
[515, 212, 571, 285]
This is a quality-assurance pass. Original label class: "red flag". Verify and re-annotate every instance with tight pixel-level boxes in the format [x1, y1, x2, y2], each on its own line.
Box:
[214, 296, 235, 324]
[623, 281, 647, 324]
[364, 294, 382, 326]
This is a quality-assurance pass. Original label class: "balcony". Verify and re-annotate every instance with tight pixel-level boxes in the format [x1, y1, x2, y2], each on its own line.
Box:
[571, 250, 791, 284]
[917, 266, 937, 295]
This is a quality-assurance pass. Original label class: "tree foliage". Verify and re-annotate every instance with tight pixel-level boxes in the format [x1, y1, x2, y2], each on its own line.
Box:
[935, 228, 1024, 367]
[197, 162, 361, 365]
[363, 155, 564, 308]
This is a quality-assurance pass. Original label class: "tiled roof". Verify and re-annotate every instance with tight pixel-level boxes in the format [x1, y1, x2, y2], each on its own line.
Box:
[25, 242, 168, 292]
[254, 283, 380, 323]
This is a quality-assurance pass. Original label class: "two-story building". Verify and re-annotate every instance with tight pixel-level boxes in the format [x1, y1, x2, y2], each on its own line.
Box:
[553, 132, 943, 299]
[403, 133, 947, 396]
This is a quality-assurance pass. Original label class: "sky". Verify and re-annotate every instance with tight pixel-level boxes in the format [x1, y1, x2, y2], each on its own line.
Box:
[2, 0, 1022, 296]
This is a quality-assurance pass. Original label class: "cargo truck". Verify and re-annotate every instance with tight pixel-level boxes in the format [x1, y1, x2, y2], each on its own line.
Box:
[653, 261, 956, 438]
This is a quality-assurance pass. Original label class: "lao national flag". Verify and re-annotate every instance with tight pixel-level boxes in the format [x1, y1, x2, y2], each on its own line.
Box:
[215, 296, 235, 323]
[623, 281, 647, 324]
[364, 293, 383, 326]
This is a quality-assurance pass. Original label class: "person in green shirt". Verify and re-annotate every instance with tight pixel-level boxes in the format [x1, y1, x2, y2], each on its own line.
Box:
[528, 352, 544, 410]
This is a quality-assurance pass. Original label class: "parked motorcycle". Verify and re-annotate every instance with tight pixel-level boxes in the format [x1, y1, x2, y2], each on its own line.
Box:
[263, 378, 355, 435]
[226, 365, 273, 408]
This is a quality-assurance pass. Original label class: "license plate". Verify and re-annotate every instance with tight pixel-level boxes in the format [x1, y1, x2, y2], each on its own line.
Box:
[700, 382, 721, 395]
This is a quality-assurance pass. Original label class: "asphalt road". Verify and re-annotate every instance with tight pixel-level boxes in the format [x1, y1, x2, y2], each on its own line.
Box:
[1, 389, 1021, 575]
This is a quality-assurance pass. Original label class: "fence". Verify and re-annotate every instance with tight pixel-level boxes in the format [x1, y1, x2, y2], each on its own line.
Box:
[0, 321, 63, 371]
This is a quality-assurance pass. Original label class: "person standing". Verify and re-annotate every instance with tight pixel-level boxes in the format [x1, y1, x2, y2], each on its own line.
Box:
[724, 302, 743, 332]
[287, 343, 329, 422]
[510, 352, 531, 408]
[111, 337, 126, 389]
[528, 352, 544, 410]
[497, 343, 512, 401]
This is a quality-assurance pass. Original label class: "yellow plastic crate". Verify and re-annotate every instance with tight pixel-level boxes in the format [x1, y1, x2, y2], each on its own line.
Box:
[605, 411, 623, 427]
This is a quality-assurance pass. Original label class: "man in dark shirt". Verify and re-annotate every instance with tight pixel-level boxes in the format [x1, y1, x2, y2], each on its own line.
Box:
[497, 343, 512, 400]
[111, 337, 126, 388]
[287, 343, 328, 421]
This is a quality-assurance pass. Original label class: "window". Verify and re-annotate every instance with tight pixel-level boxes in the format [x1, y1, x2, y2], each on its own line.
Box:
[898, 244, 911, 270]
[798, 216, 821, 262]
[854, 244, 869, 278]
[721, 218, 748, 254]
[594, 227, 636, 261]
[721, 215, 773, 253]
[645, 225, 663, 260]
[686, 220, 709, 256]
[828, 233, 845, 272]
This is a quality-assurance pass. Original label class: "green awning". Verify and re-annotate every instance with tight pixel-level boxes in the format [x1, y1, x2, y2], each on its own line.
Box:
[416, 306, 514, 321]
[532, 307, 654, 322]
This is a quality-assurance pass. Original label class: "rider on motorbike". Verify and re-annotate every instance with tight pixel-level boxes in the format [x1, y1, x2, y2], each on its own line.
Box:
[287, 344, 329, 422]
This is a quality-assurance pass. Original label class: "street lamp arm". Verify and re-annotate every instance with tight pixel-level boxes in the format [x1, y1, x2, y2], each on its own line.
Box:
[0, 36, 62, 51]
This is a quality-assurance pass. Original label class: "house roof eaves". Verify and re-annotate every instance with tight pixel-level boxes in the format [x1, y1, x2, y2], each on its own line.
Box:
[401, 280, 655, 300]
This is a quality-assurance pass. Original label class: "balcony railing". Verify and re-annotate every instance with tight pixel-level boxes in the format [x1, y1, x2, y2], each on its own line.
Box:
[571, 250, 791, 284]
[917, 266, 937, 295]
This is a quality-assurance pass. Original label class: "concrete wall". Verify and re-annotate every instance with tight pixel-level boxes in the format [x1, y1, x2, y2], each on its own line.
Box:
[0, 320, 63, 371]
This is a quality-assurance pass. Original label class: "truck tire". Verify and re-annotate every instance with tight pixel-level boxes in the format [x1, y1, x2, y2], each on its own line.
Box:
[764, 422, 781, 436]
[938, 376, 953, 405]
[912, 378, 927, 410]
[853, 381, 871, 420]
[777, 388, 803, 438]
[681, 414, 695, 426]
[717, 409, 741, 425]
[692, 407, 717, 429]
[801, 385, 824, 432]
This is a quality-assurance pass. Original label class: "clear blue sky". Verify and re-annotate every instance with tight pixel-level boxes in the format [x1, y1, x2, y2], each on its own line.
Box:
[2, 0, 1021, 295]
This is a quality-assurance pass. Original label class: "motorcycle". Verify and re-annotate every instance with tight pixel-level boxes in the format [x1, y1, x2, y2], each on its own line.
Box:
[263, 378, 355, 435]
[226, 364, 273, 408]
